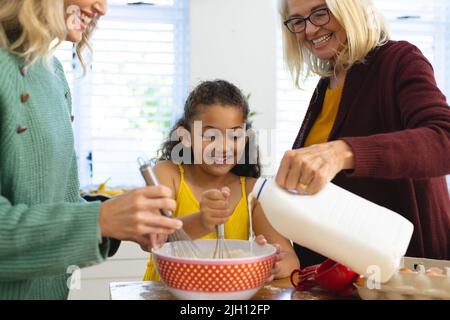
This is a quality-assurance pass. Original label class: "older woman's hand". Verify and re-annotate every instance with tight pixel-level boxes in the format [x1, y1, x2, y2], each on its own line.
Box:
[276, 140, 355, 195]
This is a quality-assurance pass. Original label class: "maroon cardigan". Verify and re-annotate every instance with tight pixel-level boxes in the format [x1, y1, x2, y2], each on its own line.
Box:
[292, 40, 450, 265]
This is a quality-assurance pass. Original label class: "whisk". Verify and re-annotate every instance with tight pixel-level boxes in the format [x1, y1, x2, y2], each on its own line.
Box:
[212, 191, 258, 259]
[138, 158, 200, 258]
[212, 224, 231, 259]
[247, 192, 256, 254]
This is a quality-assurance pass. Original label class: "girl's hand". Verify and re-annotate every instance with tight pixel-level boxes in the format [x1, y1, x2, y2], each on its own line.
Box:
[199, 187, 232, 232]
[133, 233, 169, 253]
[99, 186, 182, 248]
[254, 235, 282, 283]
[276, 140, 355, 195]
[149, 233, 169, 251]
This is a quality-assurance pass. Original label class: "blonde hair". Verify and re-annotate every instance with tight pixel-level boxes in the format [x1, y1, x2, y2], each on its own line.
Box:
[0, 0, 97, 72]
[75, 15, 99, 75]
[279, 0, 390, 87]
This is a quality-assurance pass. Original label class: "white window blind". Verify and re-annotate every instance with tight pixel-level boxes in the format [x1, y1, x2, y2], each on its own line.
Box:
[376, 0, 450, 97]
[55, 0, 189, 188]
[275, 0, 450, 174]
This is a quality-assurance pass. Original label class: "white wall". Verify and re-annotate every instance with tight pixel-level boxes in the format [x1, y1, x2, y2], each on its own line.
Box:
[189, 0, 278, 132]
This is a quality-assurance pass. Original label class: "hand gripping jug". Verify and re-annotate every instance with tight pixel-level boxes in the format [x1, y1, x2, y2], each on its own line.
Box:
[252, 178, 414, 283]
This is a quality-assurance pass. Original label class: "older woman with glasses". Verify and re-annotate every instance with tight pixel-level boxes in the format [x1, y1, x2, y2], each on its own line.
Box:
[276, 0, 450, 267]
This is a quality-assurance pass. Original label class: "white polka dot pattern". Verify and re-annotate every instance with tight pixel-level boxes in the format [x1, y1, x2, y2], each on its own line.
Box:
[154, 256, 276, 292]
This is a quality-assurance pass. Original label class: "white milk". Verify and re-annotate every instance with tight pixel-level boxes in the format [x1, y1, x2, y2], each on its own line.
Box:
[253, 178, 414, 283]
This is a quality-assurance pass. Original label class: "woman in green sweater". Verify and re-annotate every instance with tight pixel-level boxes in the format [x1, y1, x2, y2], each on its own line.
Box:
[0, 0, 182, 299]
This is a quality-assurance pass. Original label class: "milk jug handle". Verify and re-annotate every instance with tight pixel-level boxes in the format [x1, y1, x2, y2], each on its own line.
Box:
[256, 178, 268, 200]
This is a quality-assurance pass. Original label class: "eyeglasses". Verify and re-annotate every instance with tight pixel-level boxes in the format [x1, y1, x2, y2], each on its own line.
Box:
[283, 8, 331, 34]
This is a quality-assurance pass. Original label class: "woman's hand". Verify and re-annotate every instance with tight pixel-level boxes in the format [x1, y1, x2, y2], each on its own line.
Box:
[254, 235, 283, 283]
[199, 187, 232, 232]
[147, 233, 169, 252]
[99, 186, 182, 249]
[276, 140, 355, 195]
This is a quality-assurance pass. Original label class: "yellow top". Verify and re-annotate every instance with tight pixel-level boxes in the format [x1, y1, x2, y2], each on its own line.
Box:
[143, 165, 249, 281]
[304, 82, 344, 147]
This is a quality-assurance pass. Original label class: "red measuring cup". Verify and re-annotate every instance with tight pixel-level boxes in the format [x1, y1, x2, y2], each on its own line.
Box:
[290, 259, 359, 297]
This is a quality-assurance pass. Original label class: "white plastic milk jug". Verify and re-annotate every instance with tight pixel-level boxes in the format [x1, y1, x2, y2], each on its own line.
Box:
[252, 178, 414, 283]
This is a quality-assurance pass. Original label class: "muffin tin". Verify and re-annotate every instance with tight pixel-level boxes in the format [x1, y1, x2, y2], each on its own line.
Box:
[355, 257, 450, 300]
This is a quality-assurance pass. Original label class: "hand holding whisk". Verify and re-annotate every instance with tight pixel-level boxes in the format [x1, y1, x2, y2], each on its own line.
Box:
[138, 158, 200, 258]
[205, 187, 232, 259]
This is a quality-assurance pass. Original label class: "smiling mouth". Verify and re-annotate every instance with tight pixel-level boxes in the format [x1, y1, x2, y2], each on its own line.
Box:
[80, 10, 94, 25]
[212, 156, 234, 164]
[311, 33, 333, 46]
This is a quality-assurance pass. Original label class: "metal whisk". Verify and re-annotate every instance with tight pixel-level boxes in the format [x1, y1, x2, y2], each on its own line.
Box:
[212, 224, 231, 259]
[138, 158, 200, 258]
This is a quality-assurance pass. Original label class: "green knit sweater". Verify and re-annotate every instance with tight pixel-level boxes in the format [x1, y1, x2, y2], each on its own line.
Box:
[0, 49, 110, 300]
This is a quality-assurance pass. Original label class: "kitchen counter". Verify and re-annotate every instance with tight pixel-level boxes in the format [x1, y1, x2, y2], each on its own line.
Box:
[109, 278, 357, 300]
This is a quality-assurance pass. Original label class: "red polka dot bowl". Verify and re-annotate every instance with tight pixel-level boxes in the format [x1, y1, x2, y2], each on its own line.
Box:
[152, 239, 277, 300]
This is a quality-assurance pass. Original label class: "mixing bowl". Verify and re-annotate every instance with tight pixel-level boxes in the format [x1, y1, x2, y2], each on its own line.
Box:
[152, 239, 277, 300]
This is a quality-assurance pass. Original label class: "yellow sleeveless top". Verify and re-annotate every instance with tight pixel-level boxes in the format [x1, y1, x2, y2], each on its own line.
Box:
[304, 81, 344, 147]
[143, 165, 250, 281]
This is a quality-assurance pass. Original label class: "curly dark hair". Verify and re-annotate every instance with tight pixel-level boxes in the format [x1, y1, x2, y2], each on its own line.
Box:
[158, 80, 261, 178]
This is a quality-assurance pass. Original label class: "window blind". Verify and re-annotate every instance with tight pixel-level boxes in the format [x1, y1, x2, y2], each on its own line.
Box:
[55, 0, 189, 188]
